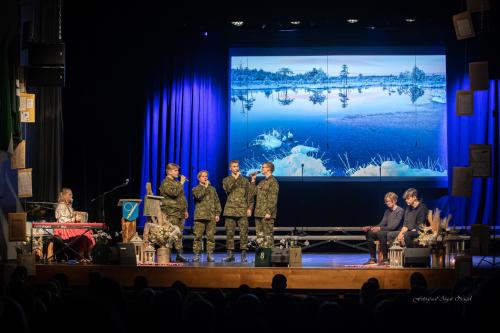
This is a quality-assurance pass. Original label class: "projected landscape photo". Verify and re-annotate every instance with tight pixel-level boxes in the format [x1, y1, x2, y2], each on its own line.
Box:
[229, 53, 447, 177]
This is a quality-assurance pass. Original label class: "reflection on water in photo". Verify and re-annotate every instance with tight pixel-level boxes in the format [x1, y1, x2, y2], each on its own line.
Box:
[230, 55, 447, 177]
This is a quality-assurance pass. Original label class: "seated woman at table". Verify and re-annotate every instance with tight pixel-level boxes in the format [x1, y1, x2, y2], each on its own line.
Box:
[55, 188, 95, 263]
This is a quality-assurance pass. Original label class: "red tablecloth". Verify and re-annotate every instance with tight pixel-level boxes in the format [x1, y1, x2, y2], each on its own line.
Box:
[54, 228, 96, 247]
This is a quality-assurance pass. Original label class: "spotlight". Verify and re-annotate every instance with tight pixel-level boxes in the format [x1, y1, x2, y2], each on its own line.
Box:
[290, 21, 301, 25]
[231, 21, 244, 27]
[405, 18, 416, 23]
[366, 26, 376, 30]
[203, 31, 208, 37]
[261, 24, 266, 29]
[347, 18, 358, 24]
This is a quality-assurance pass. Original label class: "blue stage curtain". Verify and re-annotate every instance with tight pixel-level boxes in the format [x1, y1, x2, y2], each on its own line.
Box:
[140, 40, 499, 229]
[139, 41, 228, 227]
[447, 77, 499, 227]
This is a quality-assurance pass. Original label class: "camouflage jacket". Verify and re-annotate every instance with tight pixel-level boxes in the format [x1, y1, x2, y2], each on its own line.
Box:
[222, 174, 253, 217]
[192, 184, 222, 221]
[159, 176, 188, 219]
[249, 175, 279, 218]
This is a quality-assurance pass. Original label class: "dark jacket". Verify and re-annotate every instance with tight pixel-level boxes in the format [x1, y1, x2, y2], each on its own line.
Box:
[403, 201, 428, 231]
[378, 206, 404, 231]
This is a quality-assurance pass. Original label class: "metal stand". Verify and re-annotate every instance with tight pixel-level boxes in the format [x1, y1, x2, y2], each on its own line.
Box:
[90, 179, 129, 222]
[33, 225, 99, 262]
[476, 226, 498, 268]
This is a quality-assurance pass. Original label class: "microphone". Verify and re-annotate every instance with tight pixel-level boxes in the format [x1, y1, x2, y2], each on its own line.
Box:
[180, 175, 189, 182]
[251, 171, 261, 176]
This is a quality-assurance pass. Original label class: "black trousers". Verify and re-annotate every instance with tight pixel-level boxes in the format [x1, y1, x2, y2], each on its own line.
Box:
[386, 230, 419, 248]
[52, 236, 67, 261]
[366, 230, 400, 260]
[402, 230, 419, 248]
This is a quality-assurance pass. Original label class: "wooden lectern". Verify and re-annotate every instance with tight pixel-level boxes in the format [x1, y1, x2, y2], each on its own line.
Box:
[117, 199, 142, 243]
[144, 194, 164, 218]
[142, 182, 165, 242]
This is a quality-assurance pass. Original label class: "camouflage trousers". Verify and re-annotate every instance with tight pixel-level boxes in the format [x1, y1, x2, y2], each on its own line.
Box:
[168, 217, 185, 251]
[255, 218, 274, 248]
[225, 216, 249, 250]
[193, 219, 216, 253]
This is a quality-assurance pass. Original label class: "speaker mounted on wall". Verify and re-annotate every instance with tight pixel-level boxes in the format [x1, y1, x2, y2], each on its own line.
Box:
[466, 0, 490, 13]
[8, 213, 27, 241]
[22, 43, 65, 66]
[469, 144, 491, 177]
[453, 11, 475, 40]
[452, 167, 474, 197]
[25, 66, 65, 87]
[21, 42, 65, 87]
[456, 90, 474, 116]
[469, 61, 489, 91]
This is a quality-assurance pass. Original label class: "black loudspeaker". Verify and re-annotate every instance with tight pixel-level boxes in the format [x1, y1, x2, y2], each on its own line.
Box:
[26, 43, 65, 66]
[469, 61, 489, 91]
[117, 243, 137, 266]
[255, 248, 272, 267]
[452, 11, 475, 40]
[271, 248, 290, 267]
[25, 66, 65, 86]
[469, 144, 491, 177]
[403, 248, 430, 267]
[452, 167, 473, 197]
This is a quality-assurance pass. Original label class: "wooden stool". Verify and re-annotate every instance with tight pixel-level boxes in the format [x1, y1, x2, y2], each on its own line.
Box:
[374, 240, 384, 260]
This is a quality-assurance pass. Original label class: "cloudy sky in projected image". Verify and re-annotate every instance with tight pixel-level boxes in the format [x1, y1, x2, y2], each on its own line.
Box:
[231, 55, 446, 76]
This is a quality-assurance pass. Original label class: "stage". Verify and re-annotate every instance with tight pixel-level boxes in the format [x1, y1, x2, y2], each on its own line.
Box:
[30, 253, 499, 290]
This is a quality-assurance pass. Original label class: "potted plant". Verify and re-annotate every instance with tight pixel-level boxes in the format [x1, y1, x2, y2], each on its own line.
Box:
[417, 208, 451, 268]
[92, 230, 113, 264]
[147, 223, 181, 264]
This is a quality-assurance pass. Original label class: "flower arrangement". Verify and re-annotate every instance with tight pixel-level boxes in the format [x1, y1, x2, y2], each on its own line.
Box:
[15, 236, 32, 255]
[91, 230, 113, 264]
[93, 230, 112, 246]
[278, 236, 309, 249]
[417, 208, 452, 247]
[148, 223, 181, 248]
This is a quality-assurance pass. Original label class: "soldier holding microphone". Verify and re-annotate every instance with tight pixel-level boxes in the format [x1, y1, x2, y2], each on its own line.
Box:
[249, 162, 279, 249]
[222, 160, 253, 262]
[159, 163, 189, 262]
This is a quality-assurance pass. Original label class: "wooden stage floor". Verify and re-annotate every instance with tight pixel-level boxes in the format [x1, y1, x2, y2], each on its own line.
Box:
[30, 253, 500, 290]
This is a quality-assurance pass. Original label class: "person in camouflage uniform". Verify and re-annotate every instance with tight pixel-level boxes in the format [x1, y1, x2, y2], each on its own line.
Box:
[159, 163, 189, 262]
[250, 161, 279, 249]
[192, 170, 221, 263]
[222, 160, 253, 262]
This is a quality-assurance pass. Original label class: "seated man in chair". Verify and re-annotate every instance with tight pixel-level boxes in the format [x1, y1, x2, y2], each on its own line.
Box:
[363, 192, 404, 265]
[389, 188, 429, 250]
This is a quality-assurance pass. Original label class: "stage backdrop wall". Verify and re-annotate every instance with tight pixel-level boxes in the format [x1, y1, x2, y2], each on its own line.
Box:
[58, 1, 498, 234]
[140, 39, 499, 228]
